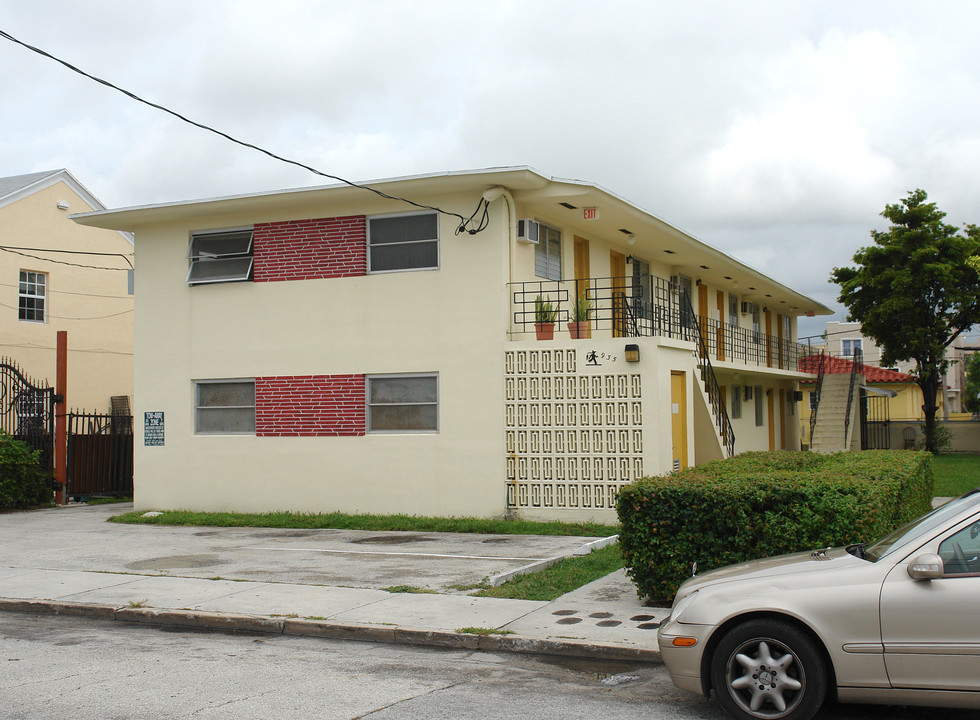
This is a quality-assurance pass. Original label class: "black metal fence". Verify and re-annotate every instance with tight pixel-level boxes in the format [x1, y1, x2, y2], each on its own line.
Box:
[0, 358, 54, 473]
[65, 410, 133, 499]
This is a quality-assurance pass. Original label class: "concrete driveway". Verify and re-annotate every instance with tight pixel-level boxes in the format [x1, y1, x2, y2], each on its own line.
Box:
[1, 503, 611, 593]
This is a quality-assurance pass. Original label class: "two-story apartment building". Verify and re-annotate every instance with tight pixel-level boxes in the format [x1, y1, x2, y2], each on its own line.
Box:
[73, 168, 830, 522]
[0, 169, 133, 411]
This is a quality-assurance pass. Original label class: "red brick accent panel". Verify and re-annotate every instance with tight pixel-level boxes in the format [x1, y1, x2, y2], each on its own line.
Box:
[255, 375, 366, 436]
[252, 216, 366, 282]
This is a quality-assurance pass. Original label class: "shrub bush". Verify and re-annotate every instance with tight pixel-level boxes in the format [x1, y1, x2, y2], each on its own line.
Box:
[616, 450, 933, 602]
[0, 431, 52, 510]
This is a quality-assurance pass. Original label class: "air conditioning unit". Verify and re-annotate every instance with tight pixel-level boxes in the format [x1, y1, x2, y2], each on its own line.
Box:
[517, 219, 540, 244]
[740, 301, 759, 315]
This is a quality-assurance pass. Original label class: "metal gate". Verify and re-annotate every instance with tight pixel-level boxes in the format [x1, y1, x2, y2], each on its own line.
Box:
[66, 410, 134, 499]
[0, 358, 55, 472]
[860, 389, 891, 450]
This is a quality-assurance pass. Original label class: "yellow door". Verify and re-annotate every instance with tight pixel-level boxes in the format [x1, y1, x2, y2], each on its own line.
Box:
[671, 371, 688, 471]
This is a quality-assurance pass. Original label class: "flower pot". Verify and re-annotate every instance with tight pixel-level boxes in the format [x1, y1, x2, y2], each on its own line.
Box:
[534, 321, 555, 340]
[568, 321, 591, 339]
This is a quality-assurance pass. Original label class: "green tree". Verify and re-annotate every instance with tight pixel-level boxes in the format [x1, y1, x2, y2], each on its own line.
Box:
[831, 190, 980, 452]
[965, 351, 980, 415]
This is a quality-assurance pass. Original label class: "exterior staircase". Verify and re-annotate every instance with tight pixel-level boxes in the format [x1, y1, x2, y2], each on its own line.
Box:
[810, 373, 864, 453]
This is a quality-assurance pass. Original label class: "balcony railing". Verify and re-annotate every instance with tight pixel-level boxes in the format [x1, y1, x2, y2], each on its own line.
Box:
[510, 276, 810, 372]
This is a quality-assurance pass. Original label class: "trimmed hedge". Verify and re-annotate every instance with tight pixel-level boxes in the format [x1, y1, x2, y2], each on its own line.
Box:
[0, 431, 52, 510]
[616, 450, 933, 602]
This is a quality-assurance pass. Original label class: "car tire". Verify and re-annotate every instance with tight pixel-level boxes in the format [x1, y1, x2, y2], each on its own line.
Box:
[709, 619, 827, 720]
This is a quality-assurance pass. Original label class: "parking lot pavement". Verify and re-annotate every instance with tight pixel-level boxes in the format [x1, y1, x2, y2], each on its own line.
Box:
[0, 503, 663, 663]
[0, 503, 608, 592]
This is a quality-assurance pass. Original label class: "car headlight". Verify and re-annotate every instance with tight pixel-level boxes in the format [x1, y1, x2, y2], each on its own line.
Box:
[668, 589, 699, 623]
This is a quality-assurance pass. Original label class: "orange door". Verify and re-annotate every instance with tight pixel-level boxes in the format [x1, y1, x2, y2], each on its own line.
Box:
[768, 390, 776, 450]
[777, 313, 784, 369]
[716, 290, 726, 361]
[573, 237, 591, 337]
[765, 310, 773, 367]
[698, 283, 709, 351]
[779, 389, 786, 449]
[610, 251, 626, 337]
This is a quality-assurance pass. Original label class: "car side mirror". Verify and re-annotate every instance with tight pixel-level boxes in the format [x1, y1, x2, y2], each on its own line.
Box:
[907, 553, 944, 580]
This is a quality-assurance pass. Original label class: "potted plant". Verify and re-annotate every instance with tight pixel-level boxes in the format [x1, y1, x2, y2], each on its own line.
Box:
[568, 293, 592, 339]
[534, 295, 558, 340]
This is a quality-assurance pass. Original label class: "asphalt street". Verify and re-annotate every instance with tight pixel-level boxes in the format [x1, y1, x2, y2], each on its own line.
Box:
[4, 614, 979, 720]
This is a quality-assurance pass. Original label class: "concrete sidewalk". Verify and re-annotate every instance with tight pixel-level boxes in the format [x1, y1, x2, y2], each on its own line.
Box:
[0, 503, 668, 664]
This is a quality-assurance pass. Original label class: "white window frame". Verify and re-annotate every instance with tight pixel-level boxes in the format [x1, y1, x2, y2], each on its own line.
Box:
[842, 338, 863, 357]
[194, 379, 256, 435]
[367, 211, 440, 274]
[366, 373, 439, 433]
[18, 270, 46, 323]
[534, 222, 562, 281]
[731, 385, 742, 419]
[186, 228, 254, 285]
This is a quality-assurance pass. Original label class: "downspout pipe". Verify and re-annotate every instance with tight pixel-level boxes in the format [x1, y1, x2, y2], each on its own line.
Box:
[483, 186, 519, 336]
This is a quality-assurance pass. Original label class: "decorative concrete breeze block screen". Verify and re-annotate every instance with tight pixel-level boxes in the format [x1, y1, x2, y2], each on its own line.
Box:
[504, 349, 643, 511]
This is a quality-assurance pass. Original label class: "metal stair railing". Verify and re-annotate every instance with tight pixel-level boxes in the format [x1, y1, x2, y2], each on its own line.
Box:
[843, 348, 863, 449]
[677, 287, 735, 456]
[807, 351, 827, 448]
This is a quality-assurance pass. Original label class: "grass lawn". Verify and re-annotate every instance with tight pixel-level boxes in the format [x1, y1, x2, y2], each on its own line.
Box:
[108, 509, 619, 537]
[931, 454, 980, 497]
[471, 543, 624, 601]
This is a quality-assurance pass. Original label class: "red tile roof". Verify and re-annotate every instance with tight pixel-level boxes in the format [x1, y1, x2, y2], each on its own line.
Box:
[799, 355, 915, 383]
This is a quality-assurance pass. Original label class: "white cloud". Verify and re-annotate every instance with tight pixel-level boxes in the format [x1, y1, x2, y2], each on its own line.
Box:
[3, 0, 980, 332]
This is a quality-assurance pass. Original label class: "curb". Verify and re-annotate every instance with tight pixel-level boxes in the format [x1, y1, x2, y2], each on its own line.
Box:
[0, 597, 661, 664]
[486, 534, 620, 587]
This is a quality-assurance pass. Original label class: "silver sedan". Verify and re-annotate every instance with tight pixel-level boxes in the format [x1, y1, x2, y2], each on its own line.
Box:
[658, 489, 980, 720]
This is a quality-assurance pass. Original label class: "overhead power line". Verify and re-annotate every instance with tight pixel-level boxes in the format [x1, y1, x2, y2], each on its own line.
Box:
[0, 28, 491, 235]
[0, 245, 132, 271]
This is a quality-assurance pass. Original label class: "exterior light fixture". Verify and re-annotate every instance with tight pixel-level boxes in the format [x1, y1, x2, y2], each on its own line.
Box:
[625, 344, 640, 363]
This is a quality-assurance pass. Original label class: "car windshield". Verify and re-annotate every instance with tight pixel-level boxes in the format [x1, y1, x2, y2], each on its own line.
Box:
[865, 491, 980, 562]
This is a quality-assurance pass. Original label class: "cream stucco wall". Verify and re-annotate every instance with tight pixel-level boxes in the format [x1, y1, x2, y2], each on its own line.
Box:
[0, 180, 133, 410]
[73, 168, 829, 520]
[132, 191, 514, 516]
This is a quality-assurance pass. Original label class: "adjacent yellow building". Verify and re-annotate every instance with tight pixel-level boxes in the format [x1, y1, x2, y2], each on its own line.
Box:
[0, 169, 133, 411]
[74, 168, 830, 522]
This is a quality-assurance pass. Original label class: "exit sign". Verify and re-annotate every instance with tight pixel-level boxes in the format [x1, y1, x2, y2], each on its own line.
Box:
[583, 207, 599, 220]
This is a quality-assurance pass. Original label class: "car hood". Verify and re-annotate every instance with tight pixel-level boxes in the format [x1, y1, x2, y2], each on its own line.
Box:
[677, 546, 863, 596]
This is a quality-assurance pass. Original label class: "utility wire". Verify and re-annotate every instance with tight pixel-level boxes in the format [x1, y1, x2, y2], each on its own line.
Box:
[0, 245, 133, 269]
[0, 246, 127, 271]
[0, 28, 491, 235]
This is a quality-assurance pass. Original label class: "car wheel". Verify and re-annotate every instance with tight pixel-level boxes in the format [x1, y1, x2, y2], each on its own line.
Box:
[709, 619, 827, 720]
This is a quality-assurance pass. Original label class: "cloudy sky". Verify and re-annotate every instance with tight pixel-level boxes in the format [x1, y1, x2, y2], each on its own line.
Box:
[2, 1, 979, 340]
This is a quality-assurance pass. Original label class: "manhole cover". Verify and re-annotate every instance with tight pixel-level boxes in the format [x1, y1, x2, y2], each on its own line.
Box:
[552, 609, 577, 616]
[596, 620, 622, 627]
[637, 622, 661, 630]
[589, 612, 614, 619]
[630, 614, 656, 622]
[557, 617, 583, 625]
